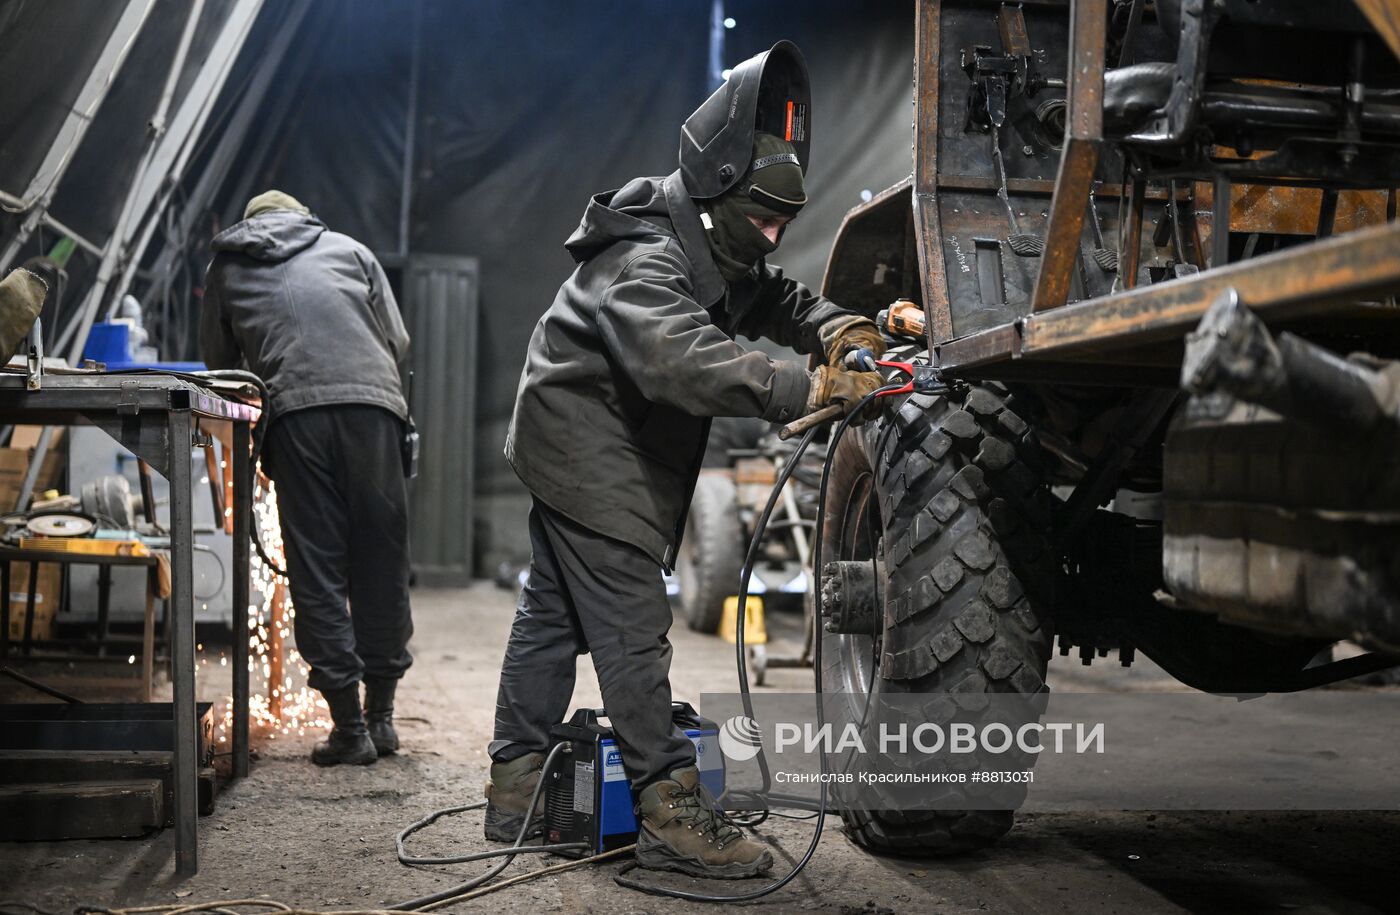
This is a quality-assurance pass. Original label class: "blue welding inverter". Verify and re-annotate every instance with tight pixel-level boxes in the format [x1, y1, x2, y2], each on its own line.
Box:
[542, 702, 724, 855]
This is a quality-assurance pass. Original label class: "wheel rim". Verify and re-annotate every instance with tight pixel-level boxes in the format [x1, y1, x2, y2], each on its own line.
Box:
[675, 522, 698, 611]
[824, 466, 883, 700]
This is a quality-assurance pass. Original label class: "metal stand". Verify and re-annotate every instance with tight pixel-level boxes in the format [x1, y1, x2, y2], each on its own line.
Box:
[0, 371, 259, 875]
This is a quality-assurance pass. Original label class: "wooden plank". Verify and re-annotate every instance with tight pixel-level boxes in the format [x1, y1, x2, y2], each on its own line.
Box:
[0, 779, 163, 840]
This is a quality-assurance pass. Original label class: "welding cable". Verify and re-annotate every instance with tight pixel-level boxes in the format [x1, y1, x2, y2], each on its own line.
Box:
[720, 424, 822, 824]
[396, 800, 588, 865]
[615, 383, 904, 903]
[0, 902, 63, 915]
[192, 369, 287, 576]
[102, 367, 287, 575]
[388, 741, 580, 910]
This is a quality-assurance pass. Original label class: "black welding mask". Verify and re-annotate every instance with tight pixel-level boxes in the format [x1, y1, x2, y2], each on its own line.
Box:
[679, 40, 811, 200]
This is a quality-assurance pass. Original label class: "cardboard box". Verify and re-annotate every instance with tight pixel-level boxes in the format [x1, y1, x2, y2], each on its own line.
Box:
[0, 432, 65, 512]
[5, 561, 61, 641]
[0, 432, 68, 641]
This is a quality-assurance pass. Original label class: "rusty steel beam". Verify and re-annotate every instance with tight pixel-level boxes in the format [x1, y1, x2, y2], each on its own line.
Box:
[1027, 220, 1400, 355]
[937, 172, 1166, 198]
[1031, 0, 1108, 312]
[1122, 177, 1146, 289]
[998, 4, 1032, 59]
[937, 220, 1400, 373]
[914, 0, 953, 346]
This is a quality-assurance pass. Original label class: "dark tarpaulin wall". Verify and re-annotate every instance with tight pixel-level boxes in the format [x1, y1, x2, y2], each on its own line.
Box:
[0, 0, 248, 345]
[722, 0, 914, 299]
[0, 0, 132, 199]
[47, 0, 239, 242]
[210, 0, 914, 570]
[242, 0, 410, 254]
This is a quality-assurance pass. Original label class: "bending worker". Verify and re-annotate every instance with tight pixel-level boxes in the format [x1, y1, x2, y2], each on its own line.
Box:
[201, 190, 414, 767]
[488, 43, 885, 878]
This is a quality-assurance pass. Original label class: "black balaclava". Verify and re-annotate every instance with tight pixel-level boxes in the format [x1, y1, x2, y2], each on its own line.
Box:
[701, 132, 807, 283]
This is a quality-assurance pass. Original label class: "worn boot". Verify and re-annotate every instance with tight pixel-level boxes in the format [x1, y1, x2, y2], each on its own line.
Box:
[636, 767, 773, 878]
[311, 684, 377, 767]
[364, 678, 399, 756]
[483, 752, 545, 842]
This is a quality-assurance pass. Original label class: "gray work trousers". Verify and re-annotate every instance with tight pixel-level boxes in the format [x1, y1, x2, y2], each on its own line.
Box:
[490, 499, 694, 789]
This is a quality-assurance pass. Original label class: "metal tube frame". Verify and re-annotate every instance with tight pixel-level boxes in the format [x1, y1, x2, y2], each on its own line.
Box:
[0, 0, 156, 274]
[55, 0, 208, 362]
[57, 0, 267, 361]
[144, 0, 313, 308]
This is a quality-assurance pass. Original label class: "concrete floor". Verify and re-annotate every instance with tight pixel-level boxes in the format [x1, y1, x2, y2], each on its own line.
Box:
[1, 583, 1397, 914]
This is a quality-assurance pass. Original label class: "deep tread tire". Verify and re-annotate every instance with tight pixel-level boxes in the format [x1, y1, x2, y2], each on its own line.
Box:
[822, 369, 1055, 856]
[678, 474, 745, 633]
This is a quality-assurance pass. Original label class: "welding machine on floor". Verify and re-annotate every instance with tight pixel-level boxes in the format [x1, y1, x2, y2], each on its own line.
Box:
[542, 702, 723, 856]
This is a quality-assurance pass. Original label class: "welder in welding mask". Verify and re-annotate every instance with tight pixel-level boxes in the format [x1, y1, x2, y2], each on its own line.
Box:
[488, 41, 885, 880]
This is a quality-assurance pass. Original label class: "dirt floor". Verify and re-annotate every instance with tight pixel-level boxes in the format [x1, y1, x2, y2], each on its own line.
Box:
[2, 583, 1397, 914]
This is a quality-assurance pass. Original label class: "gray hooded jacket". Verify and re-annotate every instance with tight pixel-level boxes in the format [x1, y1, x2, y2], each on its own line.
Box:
[201, 210, 409, 420]
[506, 171, 856, 568]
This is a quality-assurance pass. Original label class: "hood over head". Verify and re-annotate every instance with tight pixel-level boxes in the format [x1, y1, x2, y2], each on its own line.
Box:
[564, 176, 675, 264]
[564, 173, 728, 308]
[244, 189, 309, 220]
[212, 210, 327, 262]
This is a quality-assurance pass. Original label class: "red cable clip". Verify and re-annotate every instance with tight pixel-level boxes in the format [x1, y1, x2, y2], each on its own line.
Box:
[875, 358, 917, 397]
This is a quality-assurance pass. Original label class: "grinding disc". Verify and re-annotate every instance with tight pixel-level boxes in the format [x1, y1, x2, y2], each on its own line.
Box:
[26, 512, 97, 537]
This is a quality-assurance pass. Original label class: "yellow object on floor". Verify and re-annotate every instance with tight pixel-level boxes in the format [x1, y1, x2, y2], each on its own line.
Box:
[718, 595, 766, 644]
[17, 537, 150, 557]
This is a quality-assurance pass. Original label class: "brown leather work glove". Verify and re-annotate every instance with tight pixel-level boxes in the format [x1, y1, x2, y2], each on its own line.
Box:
[807, 365, 884, 424]
[0, 268, 46, 363]
[823, 316, 887, 367]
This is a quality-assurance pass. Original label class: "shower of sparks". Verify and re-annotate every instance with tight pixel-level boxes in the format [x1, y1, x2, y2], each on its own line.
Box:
[199, 470, 330, 746]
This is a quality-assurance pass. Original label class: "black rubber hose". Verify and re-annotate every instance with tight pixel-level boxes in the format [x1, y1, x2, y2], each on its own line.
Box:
[390, 741, 573, 910]
[723, 424, 821, 821]
[615, 385, 902, 903]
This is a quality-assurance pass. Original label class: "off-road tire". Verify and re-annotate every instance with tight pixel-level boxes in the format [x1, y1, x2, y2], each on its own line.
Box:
[678, 473, 746, 633]
[821, 375, 1056, 855]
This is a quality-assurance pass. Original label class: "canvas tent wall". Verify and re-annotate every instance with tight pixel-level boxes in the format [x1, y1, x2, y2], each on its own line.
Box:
[0, 0, 914, 574]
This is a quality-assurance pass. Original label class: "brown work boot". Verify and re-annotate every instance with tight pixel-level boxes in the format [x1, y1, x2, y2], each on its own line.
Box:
[636, 767, 773, 879]
[483, 752, 545, 842]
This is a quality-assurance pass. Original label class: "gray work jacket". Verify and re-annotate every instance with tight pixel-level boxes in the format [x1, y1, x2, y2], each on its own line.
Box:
[506, 171, 855, 568]
[201, 211, 410, 421]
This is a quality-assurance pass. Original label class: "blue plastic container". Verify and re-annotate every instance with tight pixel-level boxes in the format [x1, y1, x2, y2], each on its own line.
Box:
[82, 322, 131, 365]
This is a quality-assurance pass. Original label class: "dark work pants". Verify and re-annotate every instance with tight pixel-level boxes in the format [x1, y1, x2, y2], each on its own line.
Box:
[490, 499, 694, 789]
[262, 405, 413, 693]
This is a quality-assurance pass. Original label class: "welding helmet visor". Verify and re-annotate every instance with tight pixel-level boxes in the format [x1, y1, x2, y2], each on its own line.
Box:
[679, 40, 811, 199]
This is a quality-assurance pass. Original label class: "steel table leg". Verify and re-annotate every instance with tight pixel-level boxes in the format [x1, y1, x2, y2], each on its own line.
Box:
[168, 408, 198, 875]
[143, 568, 156, 703]
[22, 561, 38, 655]
[231, 420, 251, 779]
[96, 564, 112, 655]
[1, 560, 10, 657]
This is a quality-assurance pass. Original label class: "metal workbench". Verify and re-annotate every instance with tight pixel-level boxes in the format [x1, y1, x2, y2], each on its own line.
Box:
[0, 369, 259, 874]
